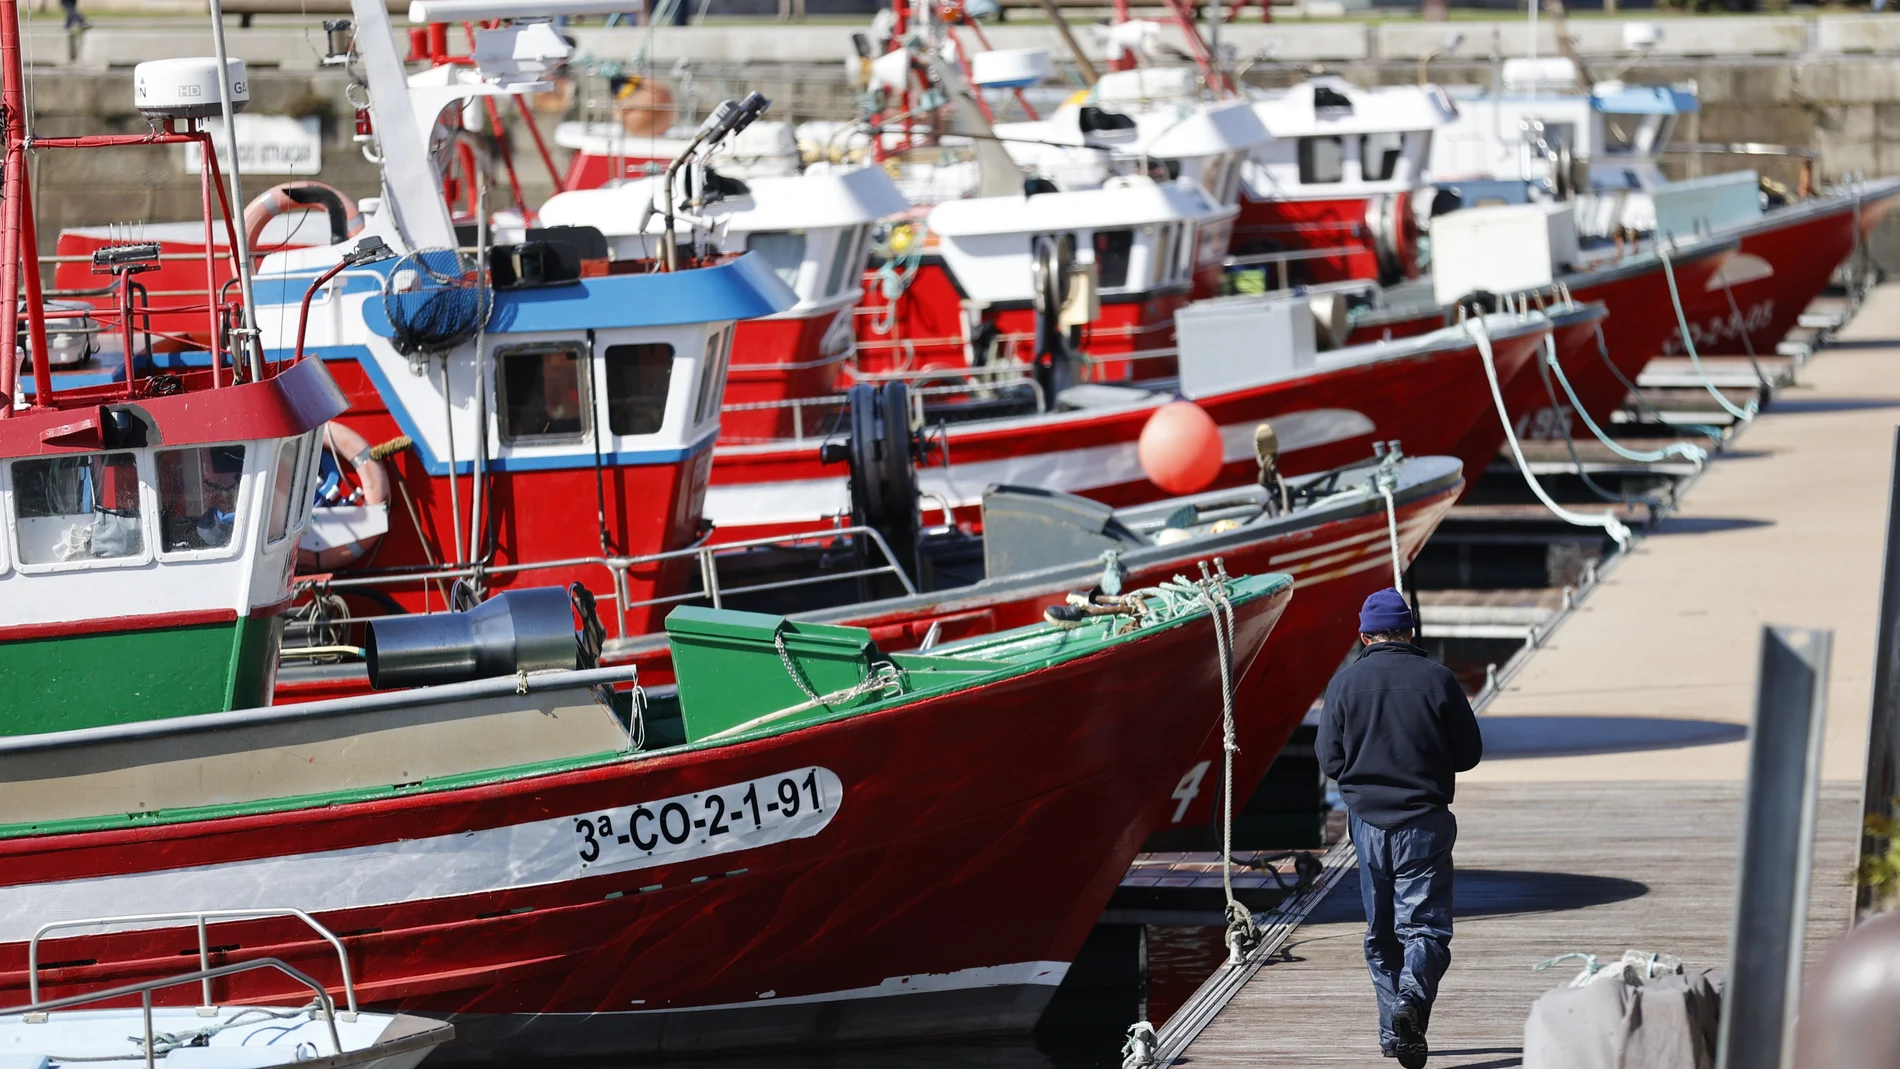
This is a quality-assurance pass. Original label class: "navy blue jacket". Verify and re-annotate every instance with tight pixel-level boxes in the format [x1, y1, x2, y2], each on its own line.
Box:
[1316, 641, 1483, 828]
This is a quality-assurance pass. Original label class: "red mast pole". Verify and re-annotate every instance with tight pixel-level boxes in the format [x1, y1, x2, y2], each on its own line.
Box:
[1109, 0, 1136, 71]
[0, 0, 24, 413]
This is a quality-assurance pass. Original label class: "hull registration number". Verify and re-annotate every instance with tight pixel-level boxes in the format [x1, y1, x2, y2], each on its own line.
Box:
[570, 767, 843, 872]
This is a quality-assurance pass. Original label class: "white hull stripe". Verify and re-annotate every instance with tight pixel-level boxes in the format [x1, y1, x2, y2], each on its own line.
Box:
[622, 961, 1071, 1014]
[0, 769, 844, 945]
[706, 408, 1376, 528]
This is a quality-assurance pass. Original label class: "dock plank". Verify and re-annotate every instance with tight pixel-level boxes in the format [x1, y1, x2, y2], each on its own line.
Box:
[1179, 784, 1858, 1069]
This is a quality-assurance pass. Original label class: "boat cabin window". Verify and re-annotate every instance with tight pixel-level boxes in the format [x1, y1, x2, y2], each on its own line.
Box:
[1297, 136, 1346, 184]
[11, 451, 143, 564]
[694, 327, 733, 426]
[1093, 229, 1134, 289]
[1153, 224, 1177, 287]
[156, 445, 246, 553]
[605, 342, 675, 435]
[747, 230, 807, 289]
[1362, 132, 1404, 182]
[266, 440, 302, 544]
[499, 343, 590, 442]
[827, 224, 865, 298]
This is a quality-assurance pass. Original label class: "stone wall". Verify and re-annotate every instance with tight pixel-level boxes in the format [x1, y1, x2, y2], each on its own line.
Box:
[24, 38, 1900, 270]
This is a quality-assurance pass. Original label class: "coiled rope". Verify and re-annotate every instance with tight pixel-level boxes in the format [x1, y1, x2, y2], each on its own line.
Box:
[867, 222, 929, 337]
[1659, 246, 1757, 424]
[1467, 318, 1631, 548]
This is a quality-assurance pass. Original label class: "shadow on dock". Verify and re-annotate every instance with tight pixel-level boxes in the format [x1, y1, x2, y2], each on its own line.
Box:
[1758, 396, 1900, 414]
[1308, 868, 1650, 925]
[1647, 515, 1776, 535]
[1478, 716, 1746, 758]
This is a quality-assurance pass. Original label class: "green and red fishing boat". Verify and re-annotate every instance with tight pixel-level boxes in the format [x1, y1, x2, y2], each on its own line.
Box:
[0, 5, 1301, 1055]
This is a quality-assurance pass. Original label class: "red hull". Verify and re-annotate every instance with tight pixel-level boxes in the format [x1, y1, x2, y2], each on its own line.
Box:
[706, 323, 1547, 544]
[1445, 309, 1610, 499]
[1663, 192, 1899, 356]
[0, 586, 1289, 1056]
[1347, 243, 1733, 435]
[722, 302, 853, 442]
[852, 260, 1188, 385]
[609, 464, 1460, 832]
[1231, 193, 1413, 286]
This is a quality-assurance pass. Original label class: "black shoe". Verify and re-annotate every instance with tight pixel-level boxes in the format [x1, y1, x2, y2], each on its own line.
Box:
[1381, 1046, 1398, 1059]
[1392, 1004, 1428, 1069]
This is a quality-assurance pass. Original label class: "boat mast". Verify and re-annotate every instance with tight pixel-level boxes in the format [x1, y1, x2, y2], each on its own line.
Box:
[207, 0, 263, 381]
[0, 0, 52, 416]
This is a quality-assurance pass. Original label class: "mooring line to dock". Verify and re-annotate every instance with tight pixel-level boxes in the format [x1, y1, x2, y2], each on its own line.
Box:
[1145, 835, 1359, 1066]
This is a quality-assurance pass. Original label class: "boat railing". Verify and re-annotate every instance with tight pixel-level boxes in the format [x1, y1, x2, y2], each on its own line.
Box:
[298, 524, 919, 640]
[28, 907, 358, 1016]
[1224, 243, 1370, 290]
[3, 958, 343, 1067]
[719, 373, 1053, 443]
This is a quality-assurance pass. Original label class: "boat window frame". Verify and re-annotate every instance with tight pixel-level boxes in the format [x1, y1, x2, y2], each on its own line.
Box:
[693, 325, 734, 428]
[602, 339, 678, 438]
[6, 448, 157, 574]
[826, 224, 865, 299]
[745, 229, 809, 292]
[1091, 228, 1136, 290]
[495, 340, 594, 446]
[1297, 135, 1348, 185]
[264, 438, 304, 547]
[1361, 131, 1406, 183]
[154, 443, 252, 562]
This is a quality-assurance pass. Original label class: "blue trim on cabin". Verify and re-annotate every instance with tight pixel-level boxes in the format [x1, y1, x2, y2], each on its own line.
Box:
[1590, 86, 1698, 116]
[354, 254, 796, 338]
[264, 343, 717, 478]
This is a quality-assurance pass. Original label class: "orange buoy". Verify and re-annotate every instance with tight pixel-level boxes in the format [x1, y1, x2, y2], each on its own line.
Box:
[1138, 401, 1224, 495]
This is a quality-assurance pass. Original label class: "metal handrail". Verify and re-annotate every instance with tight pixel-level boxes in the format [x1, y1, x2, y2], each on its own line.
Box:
[298, 524, 919, 636]
[1223, 244, 1366, 269]
[30, 908, 358, 1015]
[4, 958, 343, 1069]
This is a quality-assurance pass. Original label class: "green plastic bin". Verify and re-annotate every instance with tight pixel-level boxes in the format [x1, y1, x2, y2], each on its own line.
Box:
[665, 606, 883, 742]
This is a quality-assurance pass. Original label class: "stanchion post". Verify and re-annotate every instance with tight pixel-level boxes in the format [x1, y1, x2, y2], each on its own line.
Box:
[1857, 427, 1900, 922]
[1717, 625, 1832, 1069]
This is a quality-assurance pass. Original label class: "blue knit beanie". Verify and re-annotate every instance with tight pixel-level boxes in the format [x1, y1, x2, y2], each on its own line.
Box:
[1359, 588, 1414, 634]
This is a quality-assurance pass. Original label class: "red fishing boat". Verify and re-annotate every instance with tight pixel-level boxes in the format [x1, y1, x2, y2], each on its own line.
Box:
[1234, 78, 1454, 287]
[703, 308, 1552, 544]
[0, 5, 1303, 1054]
[1341, 228, 1736, 443]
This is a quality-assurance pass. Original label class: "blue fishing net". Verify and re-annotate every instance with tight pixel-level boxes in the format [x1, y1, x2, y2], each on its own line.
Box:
[381, 248, 492, 355]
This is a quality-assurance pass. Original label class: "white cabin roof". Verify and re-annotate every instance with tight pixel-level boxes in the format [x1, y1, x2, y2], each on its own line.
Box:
[995, 98, 1267, 161]
[927, 175, 1218, 237]
[538, 164, 909, 236]
[552, 119, 803, 178]
[1251, 78, 1458, 139]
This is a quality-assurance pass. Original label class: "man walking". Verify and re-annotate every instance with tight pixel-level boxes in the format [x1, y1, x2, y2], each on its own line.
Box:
[1316, 588, 1483, 1068]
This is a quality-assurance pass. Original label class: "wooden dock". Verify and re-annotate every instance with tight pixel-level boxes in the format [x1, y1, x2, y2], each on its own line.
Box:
[1166, 284, 1900, 1067]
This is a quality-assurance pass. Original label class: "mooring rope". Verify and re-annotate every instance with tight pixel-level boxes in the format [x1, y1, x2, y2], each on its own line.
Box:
[1540, 333, 1707, 467]
[1376, 467, 1406, 596]
[1659, 246, 1757, 424]
[1467, 318, 1631, 548]
[1716, 270, 1773, 392]
[1197, 562, 1261, 966]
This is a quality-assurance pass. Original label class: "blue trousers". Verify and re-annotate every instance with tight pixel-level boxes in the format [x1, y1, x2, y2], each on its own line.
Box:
[1349, 807, 1456, 1048]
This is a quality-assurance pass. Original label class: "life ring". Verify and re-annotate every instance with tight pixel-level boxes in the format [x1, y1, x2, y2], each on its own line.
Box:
[297, 421, 391, 573]
[243, 181, 364, 256]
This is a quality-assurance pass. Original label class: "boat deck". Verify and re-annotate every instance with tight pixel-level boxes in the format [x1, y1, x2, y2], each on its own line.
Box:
[1163, 282, 1900, 1067]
